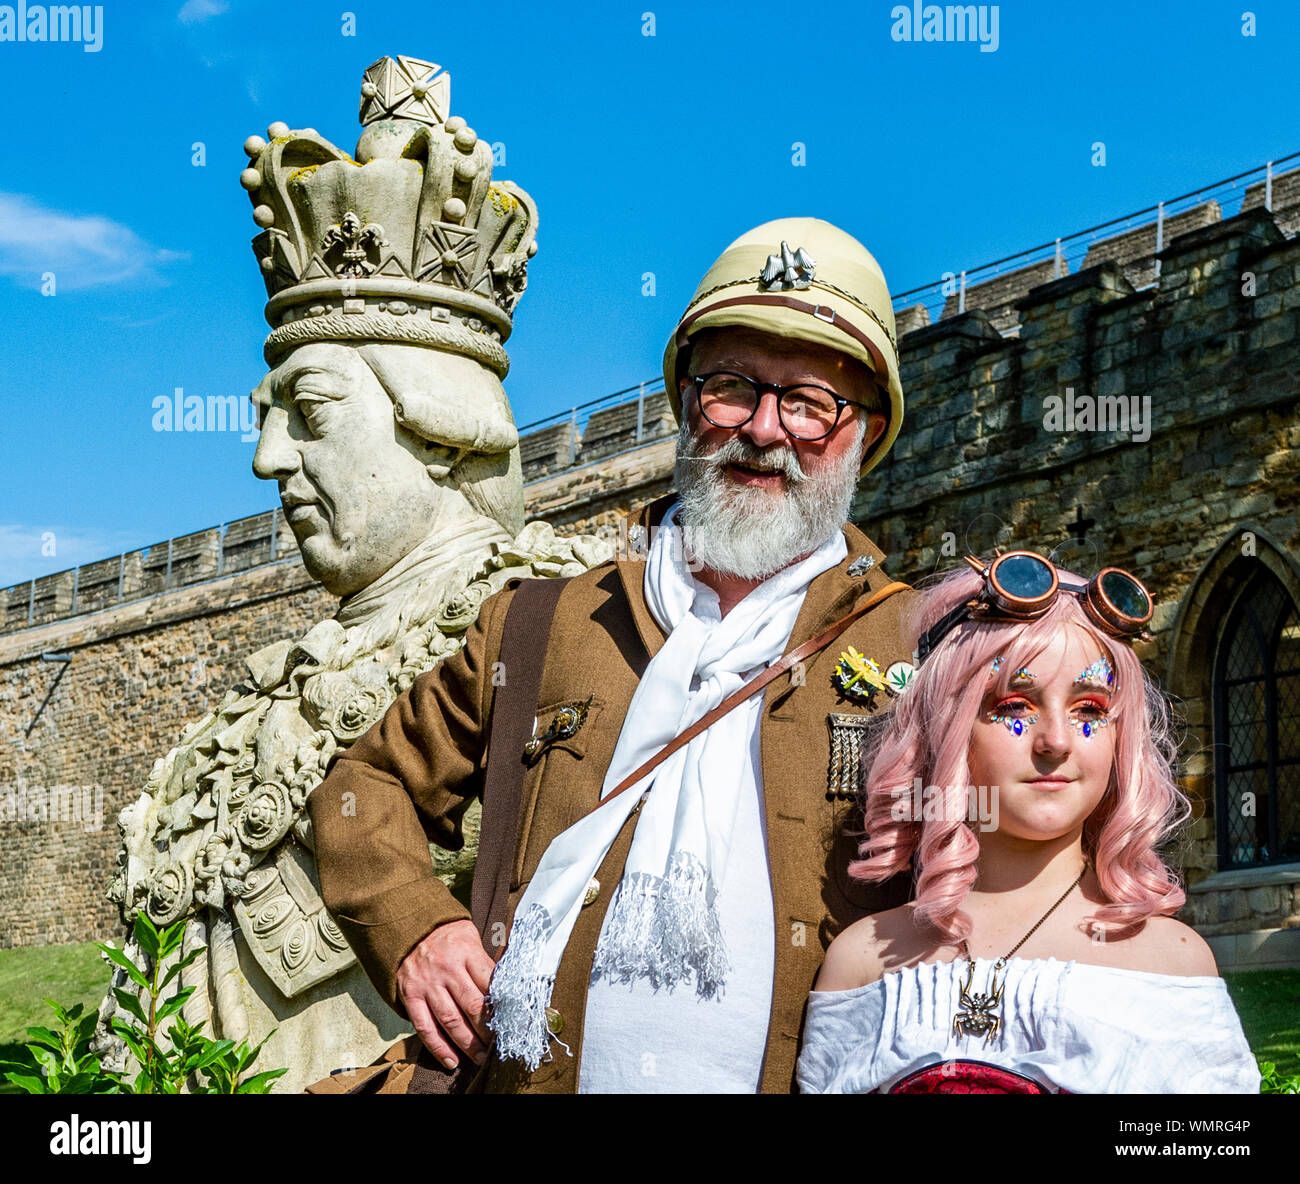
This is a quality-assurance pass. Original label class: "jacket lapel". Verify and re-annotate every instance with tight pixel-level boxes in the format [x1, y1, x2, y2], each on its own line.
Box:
[763, 521, 890, 702]
[613, 494, 676, 662]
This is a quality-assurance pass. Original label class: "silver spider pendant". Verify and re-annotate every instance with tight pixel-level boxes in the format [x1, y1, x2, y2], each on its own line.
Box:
[952, 958, 1005, 1044]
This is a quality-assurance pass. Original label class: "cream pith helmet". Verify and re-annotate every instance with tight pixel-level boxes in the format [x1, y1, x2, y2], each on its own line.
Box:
[662, 217, 904, 476]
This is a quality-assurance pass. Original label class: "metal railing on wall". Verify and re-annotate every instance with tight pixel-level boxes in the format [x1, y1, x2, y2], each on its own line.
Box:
[5, 506, 287, 633]
[8, 152, 1299, 633]
[891, 151, 1300, 325]
[515, 378, 667, 439]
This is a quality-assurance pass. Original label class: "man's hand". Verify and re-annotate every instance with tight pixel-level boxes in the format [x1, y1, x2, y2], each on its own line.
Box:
[396, 919, 496, 1070]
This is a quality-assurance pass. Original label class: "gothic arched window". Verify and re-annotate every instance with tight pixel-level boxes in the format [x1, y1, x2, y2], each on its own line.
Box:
[1214, 567, 1300, 869]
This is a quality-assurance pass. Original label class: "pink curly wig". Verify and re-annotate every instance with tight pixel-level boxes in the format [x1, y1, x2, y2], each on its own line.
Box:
[849, 560, 1190, 943]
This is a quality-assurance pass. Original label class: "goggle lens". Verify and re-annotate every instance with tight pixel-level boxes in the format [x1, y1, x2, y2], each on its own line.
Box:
[1100, 569, 1149, 621]
[998, 553, 1055, 600]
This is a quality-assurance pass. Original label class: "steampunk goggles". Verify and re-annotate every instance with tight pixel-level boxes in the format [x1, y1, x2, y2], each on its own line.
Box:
[915, 550, 1154, 664]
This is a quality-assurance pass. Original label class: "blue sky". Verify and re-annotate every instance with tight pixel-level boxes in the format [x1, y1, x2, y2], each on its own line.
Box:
[1, 0, 1297, 585]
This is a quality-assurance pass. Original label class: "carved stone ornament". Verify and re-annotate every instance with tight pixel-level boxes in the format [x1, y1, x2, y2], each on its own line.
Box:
[239, 54, 540, 373]
[97, 55, 613, 1094]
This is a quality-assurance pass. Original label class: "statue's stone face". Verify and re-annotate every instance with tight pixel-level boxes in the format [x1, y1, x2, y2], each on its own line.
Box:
[252, 342, 446, 597]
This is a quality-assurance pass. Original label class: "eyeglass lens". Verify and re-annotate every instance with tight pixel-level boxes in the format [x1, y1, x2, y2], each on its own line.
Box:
[697, 374, 840, 440]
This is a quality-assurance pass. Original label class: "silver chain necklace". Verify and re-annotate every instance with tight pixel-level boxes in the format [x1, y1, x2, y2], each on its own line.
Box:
[951, 863, 1088, 1044]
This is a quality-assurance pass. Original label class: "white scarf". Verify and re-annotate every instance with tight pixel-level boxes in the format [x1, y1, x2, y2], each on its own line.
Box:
[487, 503, 846, 1069]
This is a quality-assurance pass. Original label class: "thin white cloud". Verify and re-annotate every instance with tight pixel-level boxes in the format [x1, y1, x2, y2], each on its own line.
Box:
[0, 525, 149, 589]
[0, 193, 187, 292]
[178, 0, 229, 24]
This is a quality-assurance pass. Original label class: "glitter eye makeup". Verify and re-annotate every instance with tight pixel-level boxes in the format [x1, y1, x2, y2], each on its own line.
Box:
[1075, 658, 1115, 689]
[1068, 701, 1112, 740]
[990, 655, 1035, 682]
[986, 702, 1039, 736]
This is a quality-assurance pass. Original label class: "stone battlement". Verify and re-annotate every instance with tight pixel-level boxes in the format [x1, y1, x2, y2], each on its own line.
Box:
[2, 511, 301, 636]
[3, 169, 1299, 968]
[9, 164, 1300, 640]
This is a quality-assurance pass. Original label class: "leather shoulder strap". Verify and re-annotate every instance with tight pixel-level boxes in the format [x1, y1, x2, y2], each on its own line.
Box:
[596, 579, 911, 810]
[472, 575, 569, 949]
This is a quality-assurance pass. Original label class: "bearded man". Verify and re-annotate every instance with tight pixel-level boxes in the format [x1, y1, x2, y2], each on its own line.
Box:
[309, 217, 920, 1093]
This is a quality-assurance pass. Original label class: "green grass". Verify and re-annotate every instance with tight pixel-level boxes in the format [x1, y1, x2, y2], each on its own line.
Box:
[0, 940, 107, 1043]
[0, 940, 108, 1084]
[1223, 970, 1300, 1079]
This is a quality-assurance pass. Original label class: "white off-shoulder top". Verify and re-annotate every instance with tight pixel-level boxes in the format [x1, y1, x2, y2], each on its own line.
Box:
[797, 957, 1261, 1094]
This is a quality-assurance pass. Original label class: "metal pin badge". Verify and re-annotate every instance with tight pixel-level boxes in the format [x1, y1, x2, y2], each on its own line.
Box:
[827, 713, 871, 800]
[523, 695, 593, 762]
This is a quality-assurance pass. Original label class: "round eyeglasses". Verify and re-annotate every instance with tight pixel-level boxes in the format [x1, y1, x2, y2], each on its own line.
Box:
[689, 371, 870, 442]
[915, 550, 1154, 664]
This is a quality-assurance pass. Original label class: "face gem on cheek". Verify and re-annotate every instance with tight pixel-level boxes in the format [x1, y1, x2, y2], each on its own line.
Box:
[1068, 714, 1111, 740]
[986, 709, 1038, 736]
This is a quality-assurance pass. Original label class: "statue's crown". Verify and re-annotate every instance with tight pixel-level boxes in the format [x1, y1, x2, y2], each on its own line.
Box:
[241, 55, 538, 375]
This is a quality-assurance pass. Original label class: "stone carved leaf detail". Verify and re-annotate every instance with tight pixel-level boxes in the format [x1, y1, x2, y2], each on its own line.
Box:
[281, 917, 313, 972]
[251, 895, 295, 938]
[317, 910, 349, 952]
[232, 750, 257, 780]
[228, 777, 252, 808]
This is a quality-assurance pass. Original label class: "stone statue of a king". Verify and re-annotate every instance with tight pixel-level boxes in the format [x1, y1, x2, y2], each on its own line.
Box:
[98, 55, 610, 1091]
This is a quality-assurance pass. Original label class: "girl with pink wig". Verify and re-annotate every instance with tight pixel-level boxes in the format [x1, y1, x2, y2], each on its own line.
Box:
[797, 556, 1259, 1094]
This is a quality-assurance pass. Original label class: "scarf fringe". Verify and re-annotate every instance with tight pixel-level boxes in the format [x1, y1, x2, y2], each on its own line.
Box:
[589, 871, 659, 983]
[592, 851, 731, 995]
[487, 903, 558, 1071]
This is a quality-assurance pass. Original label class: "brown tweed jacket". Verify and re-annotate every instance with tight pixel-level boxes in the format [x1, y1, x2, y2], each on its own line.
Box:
[308, 494, 918, 1092]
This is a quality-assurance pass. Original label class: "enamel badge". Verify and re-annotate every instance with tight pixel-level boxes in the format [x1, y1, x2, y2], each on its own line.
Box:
[885, 661, 915, 695]
[833, 646, 891, 705]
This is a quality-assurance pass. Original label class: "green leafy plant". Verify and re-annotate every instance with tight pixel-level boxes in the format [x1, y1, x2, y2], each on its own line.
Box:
[1259, 1060, 1300, 1094]
[1, 913, 287, 1095]
[0, 999, 117, 1094]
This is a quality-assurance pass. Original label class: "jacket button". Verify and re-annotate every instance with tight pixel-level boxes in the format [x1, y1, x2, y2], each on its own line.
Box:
[545, 1006, 564, 1035]
[583, 878, 600, 906]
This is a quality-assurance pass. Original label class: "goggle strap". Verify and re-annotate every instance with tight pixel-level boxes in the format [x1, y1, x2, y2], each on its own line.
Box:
[915, 600, 977, 664]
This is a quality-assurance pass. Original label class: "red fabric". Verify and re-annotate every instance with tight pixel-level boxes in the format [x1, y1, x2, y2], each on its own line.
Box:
[888, 1060, 1069, 1094]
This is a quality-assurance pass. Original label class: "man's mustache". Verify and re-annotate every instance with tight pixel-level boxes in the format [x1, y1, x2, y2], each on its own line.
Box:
[676, 437, 808, 484]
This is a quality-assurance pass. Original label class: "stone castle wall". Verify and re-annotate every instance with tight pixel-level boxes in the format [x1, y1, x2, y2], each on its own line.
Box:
[855, 206, 1300, 969]
[0, 562, 332, 947]
[3, 185, 1299, 968]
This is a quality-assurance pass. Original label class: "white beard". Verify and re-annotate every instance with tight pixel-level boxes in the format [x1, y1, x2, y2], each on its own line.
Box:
[672, 417, 865, 580]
